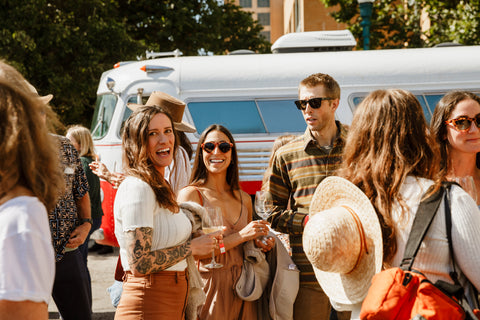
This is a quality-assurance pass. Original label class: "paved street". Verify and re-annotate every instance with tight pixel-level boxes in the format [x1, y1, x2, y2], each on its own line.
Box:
[48, 247, 118, 320]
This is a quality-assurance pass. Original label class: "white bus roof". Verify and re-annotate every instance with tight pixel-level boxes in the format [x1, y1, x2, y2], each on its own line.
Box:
[98, 45, 480, 99]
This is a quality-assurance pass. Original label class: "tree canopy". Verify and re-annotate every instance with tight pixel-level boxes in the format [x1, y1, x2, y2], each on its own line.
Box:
[320, 0, 480, 49]
[0, 0, 270, 127]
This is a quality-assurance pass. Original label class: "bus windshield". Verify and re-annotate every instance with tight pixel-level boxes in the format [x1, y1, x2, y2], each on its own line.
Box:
[90, 94, 117, 139]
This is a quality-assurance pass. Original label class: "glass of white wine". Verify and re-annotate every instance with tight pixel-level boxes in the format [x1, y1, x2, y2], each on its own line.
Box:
[255, 190, 273, 244]
[202, 207, 224, 269]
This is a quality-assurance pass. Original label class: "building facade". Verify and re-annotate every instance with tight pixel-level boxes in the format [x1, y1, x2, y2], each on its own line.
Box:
[232, 0, 347, 44]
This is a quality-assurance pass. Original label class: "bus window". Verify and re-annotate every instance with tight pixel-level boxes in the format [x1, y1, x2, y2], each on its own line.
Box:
[188, 101, 265, 134]
[424, 94, 444, 113]
[91, 94, 117, 139]
[415, 95, 432, 123]
[257, 100, 305, 133]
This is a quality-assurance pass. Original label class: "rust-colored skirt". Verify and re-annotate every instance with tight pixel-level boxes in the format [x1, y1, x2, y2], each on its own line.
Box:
[115, 270, 188, 320]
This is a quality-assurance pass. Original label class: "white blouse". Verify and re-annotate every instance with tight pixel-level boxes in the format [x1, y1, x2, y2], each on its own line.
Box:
[114, 176, 192, 272]
[391, 176, 480, 290]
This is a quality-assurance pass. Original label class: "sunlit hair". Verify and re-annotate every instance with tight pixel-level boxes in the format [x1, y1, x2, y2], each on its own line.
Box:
[261, 134, 297, 190]
[122, 105, 179, 211]
[0, 61, 64, 211]
[299, 73, 341, 99]
[338, 89, 442, 264]
[66, 125, 96, 158]
[190, 124, 240, 197]
[430, 90, 480, 174]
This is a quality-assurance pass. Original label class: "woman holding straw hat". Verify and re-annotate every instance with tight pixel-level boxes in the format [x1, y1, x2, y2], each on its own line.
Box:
[303, 89, 480, 319]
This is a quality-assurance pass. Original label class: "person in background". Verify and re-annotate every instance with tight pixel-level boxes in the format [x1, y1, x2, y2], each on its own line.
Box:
[39, 98, 93, 319]
[0, 60, 64, 320]
[66, 125, 105, 283]
[177, 124, 273, 320]
[338, 89, 480, 317]
[430, 91, 480, 204]
[113, 104, 217, 319]
[265, 73, 350, 320]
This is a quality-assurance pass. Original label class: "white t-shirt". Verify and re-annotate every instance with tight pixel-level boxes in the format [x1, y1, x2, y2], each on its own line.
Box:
[0, 196, 55, 303]
[114, 176, 192, 272]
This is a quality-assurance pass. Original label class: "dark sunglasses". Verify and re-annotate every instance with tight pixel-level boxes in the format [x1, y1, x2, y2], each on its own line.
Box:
[445, 115, 480, 132]
[294, 97, 335, 110]
[201, 141, 233, 153]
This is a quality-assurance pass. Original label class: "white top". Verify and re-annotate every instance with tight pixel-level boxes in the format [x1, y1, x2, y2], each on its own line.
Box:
[391, 176, 480, 290]
[114, 176, 192, 272]
[165, 146, 191, 195]
[0, 196, 55, 303]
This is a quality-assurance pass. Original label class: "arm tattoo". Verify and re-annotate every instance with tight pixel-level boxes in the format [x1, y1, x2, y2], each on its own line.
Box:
[125, 227, 191, 275]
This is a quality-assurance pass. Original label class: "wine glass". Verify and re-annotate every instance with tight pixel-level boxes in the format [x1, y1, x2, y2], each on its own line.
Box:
[453, 176, 477, 204]
[255, 191, 273, 243]
[202, 207, 224, 269]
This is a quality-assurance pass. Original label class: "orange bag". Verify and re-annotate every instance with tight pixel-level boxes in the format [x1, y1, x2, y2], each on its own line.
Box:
[361, 267, 465, 320]
[360, 184, 479, 320]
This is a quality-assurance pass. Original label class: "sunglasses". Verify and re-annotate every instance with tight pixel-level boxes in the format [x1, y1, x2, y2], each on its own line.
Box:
[201, 141, 233, 153]
[445, 115, 480, 132]
[294, 97, 334, 111]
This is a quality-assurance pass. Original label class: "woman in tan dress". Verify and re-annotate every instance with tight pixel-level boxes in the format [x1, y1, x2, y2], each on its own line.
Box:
[178, 124, 274, 320]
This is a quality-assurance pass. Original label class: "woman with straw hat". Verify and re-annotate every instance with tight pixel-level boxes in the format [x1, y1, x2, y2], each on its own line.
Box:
[304, 89, 480, 319]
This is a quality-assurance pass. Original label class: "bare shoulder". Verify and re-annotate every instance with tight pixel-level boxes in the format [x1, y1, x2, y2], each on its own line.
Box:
[177, 185, 201, 203]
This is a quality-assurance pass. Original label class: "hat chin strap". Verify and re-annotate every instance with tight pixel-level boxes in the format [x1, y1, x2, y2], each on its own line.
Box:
[341, 205, 368, 274]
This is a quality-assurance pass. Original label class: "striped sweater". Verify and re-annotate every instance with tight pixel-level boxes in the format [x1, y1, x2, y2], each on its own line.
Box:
[266, 122, 348, 287]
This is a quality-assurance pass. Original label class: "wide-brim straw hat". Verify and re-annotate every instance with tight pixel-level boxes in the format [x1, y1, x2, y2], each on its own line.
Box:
[127, 91, 196, 133]
[303, 176, 383, 305]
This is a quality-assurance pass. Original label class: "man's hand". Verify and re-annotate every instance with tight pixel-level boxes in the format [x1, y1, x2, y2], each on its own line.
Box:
[66, 223, 91, 248]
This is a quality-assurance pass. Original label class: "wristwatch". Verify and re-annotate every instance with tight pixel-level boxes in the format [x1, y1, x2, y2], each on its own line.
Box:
[79, 218, 93, 225]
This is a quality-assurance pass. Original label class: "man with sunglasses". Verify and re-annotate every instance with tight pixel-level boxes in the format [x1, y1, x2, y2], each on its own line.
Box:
[266, 73, 350, 320]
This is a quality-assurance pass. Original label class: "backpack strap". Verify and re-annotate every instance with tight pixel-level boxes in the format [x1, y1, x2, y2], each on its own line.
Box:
[400, 184, 445, 271]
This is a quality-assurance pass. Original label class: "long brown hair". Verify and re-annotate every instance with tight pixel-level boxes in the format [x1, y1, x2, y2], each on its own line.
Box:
[0, 61, 64, 211]
[338, 89, 442, 263]
[122, 105, 178, 211]
[190, 124, 240, 197]
[430, 90, 480, 175]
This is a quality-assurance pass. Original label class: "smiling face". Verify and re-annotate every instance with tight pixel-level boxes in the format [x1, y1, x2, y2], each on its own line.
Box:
[147, 113, 175, 174]
[299, 84, 338, 133]
[446, 98, 480, 155]
[202, 130, 232, 175]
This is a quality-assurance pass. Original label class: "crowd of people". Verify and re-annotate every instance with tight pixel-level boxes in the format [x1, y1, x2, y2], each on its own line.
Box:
[1, 56, 480, 320]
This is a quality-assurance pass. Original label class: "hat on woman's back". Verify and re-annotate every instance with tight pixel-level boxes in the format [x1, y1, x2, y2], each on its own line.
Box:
[303, 176, 383, 306]
[127, 91, 196, 133]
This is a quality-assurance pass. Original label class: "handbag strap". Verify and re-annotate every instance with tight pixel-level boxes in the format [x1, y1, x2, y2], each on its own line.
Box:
[444, 184, 480, 319]
[400, 183, 445, 271]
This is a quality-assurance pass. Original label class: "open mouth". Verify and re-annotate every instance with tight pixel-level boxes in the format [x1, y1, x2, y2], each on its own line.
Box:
[210, 159, 224, 163]
[156, 148, 171, 156]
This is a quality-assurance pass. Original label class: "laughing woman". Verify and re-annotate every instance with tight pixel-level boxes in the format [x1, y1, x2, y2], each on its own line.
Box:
[113, 105, 218, 320]
[177, 124, 273, 320]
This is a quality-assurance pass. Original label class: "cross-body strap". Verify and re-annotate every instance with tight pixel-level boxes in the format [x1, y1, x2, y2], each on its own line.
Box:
[400, 184, 445, 271]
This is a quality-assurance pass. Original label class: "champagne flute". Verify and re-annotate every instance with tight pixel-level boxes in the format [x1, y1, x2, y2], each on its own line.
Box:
[255, 191, 273, 244]
[202, 207, 224, 269]
[453, 176, 478, 204]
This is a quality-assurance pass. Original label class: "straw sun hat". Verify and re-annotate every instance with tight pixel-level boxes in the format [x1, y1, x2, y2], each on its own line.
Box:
[303, 176, 383, 305]
[127, 91, 196, 133]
